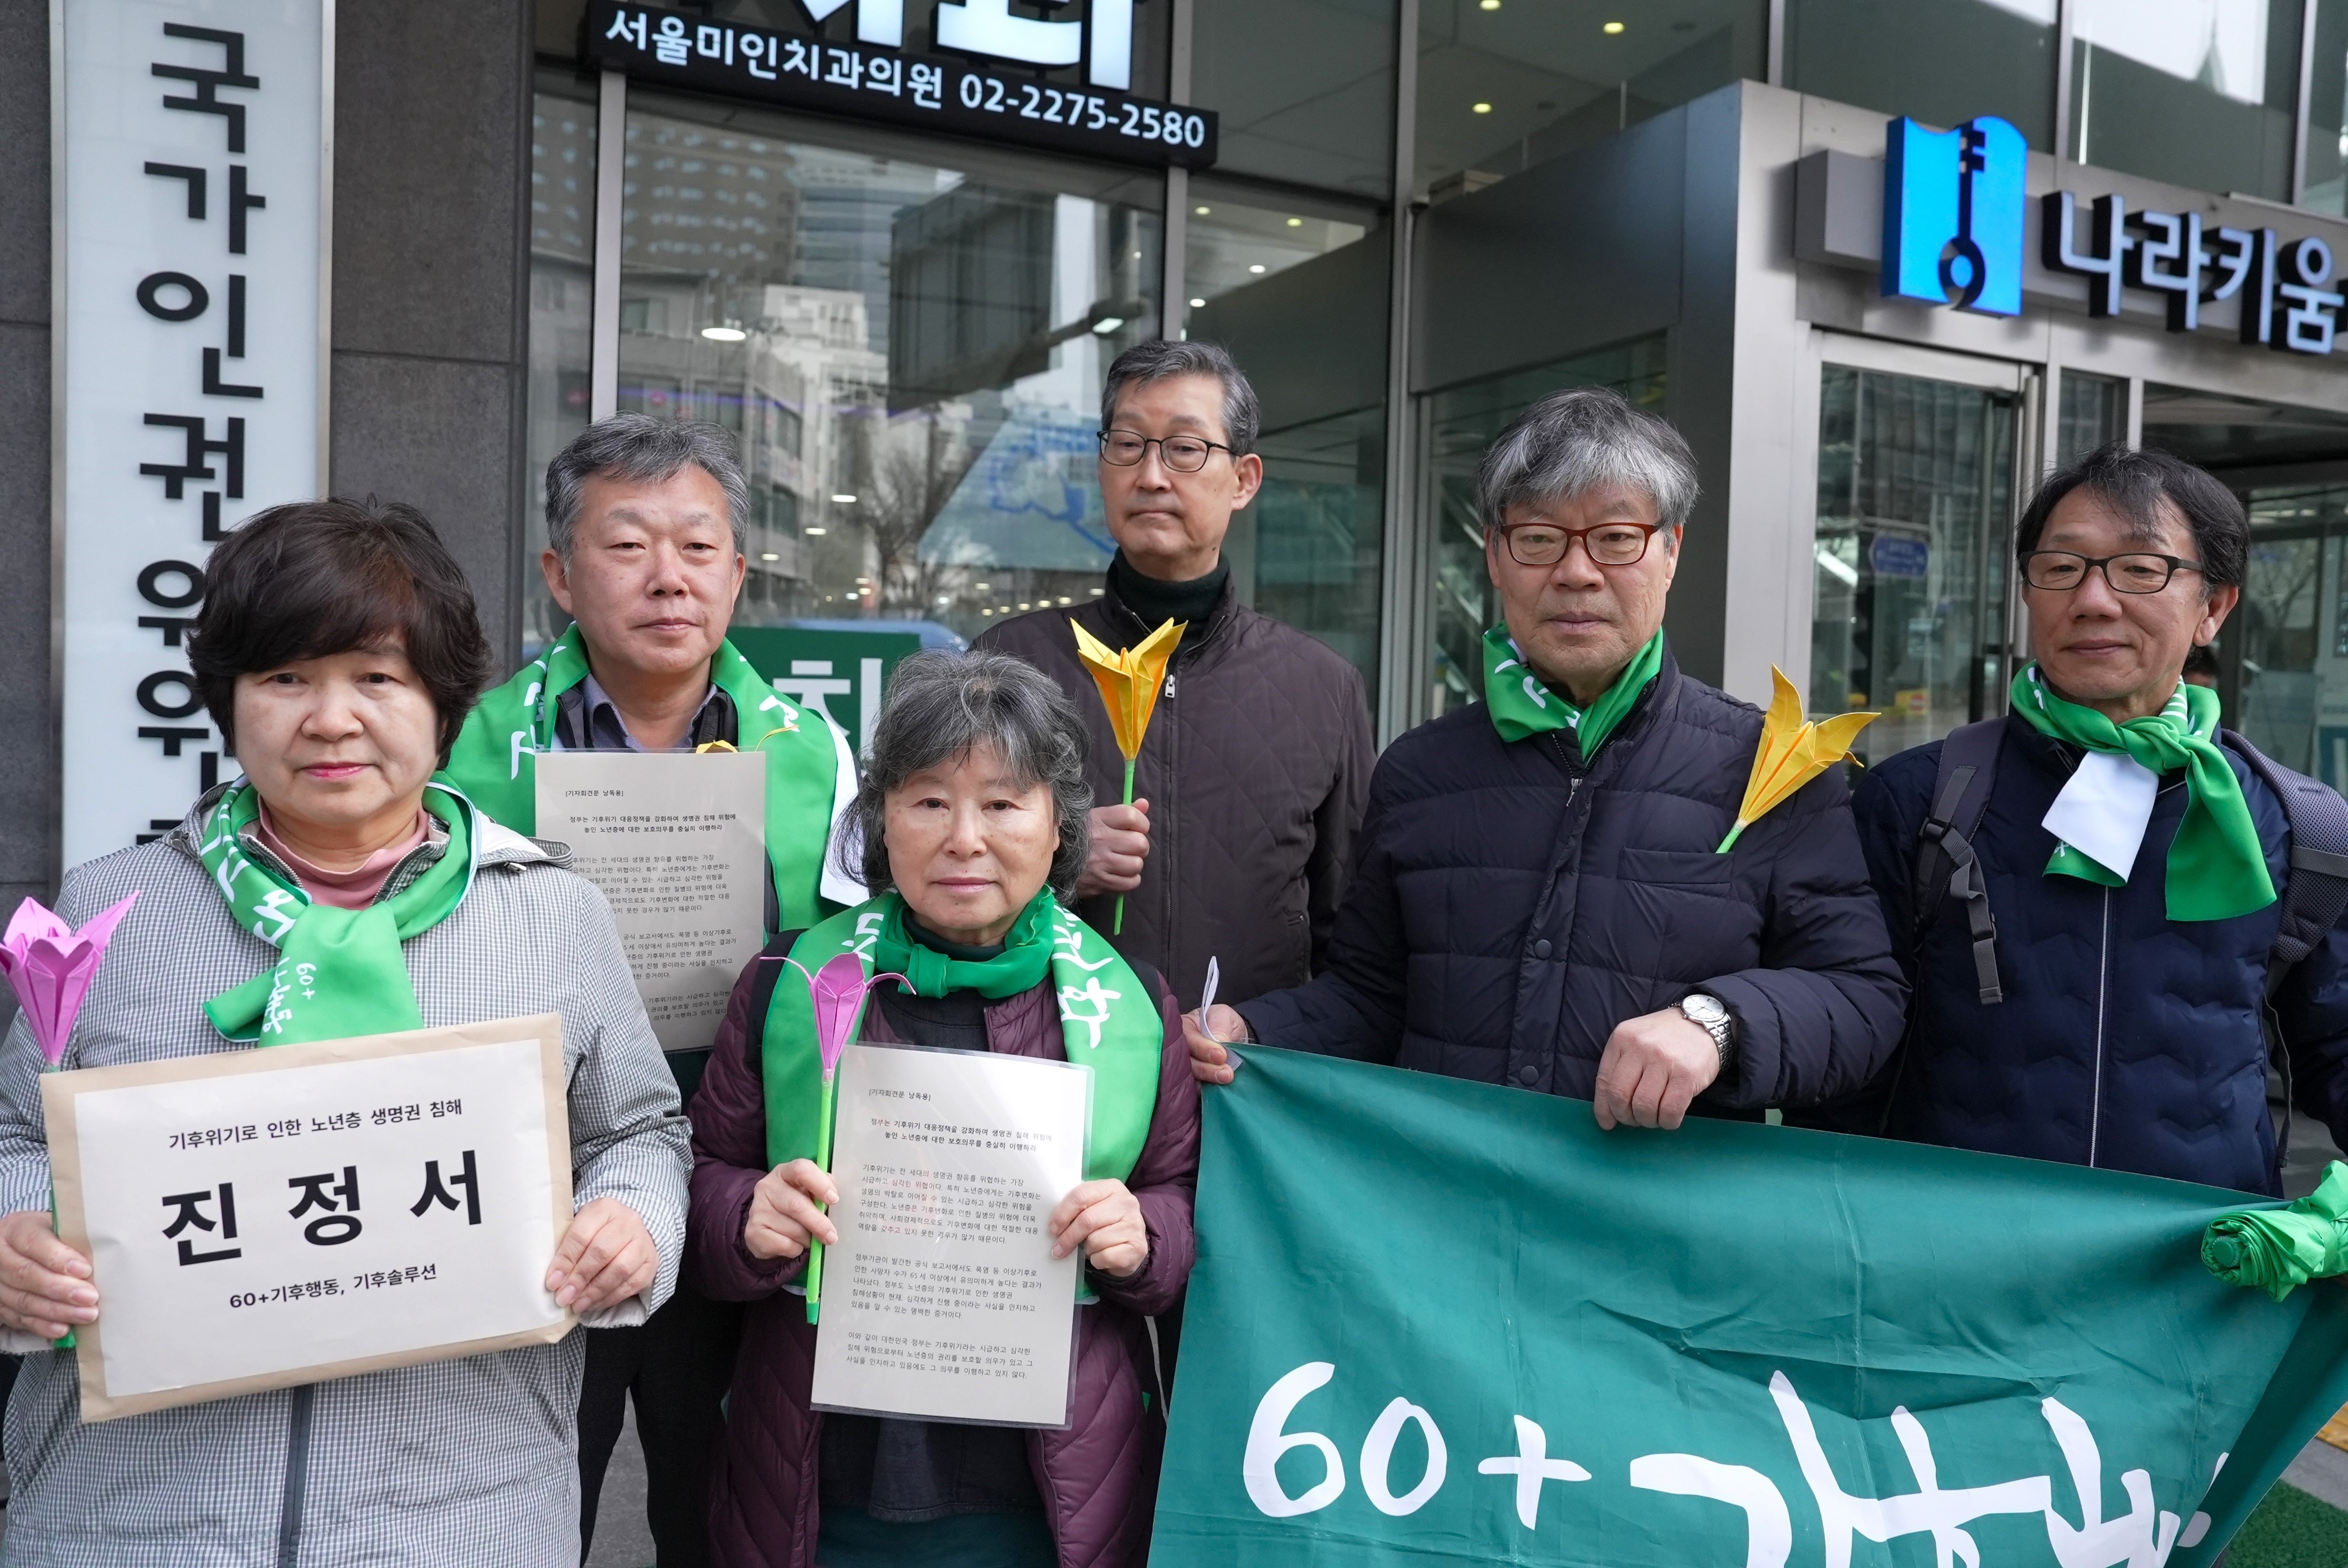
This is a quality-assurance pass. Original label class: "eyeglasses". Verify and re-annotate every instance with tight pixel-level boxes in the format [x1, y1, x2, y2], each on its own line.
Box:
[1492, 519, 1666, 569]
[2022, 550, 2205, 595]
[1098, 430, 1232, 473]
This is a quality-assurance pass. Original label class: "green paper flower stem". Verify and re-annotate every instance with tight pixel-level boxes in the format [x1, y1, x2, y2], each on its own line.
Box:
[1115, 758, 1136, 936]
[1716, 820, 1750, 855]
[49, 1179, 70, 1350]
[804, 1069, 840, 1325]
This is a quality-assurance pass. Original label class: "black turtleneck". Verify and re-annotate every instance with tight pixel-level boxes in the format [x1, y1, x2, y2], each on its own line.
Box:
[1109, 550, 1227, 642]
[871, 910, 1003, 1053]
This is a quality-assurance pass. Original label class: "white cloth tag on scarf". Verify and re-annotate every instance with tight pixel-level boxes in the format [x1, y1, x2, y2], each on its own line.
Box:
[2041, 748, 2160, 880]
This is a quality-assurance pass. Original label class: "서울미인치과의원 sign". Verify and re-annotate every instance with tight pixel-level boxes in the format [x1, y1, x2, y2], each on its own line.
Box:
[588, 1, 1217, 171]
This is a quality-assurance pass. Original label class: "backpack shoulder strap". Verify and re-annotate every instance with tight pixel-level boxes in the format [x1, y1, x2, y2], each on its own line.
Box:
[2221, 731, 2348, 999]
[1914, 719, 2009, 1005]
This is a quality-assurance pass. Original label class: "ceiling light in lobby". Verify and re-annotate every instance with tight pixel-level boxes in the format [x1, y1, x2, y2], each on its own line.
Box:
[701, 322, 747, 342]
[1472, 101, 1492, 114]
[1603, 20, 1625, 33]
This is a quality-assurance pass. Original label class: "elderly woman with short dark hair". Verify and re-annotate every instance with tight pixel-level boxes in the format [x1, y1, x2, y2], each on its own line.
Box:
[0, 498, 689, 1566]
[687, 649, 1201, 1568]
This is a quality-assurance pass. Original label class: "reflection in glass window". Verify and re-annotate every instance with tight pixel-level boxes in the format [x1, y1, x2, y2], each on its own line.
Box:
[1415, 1, 1763, 199]
[2306, 0, 2348, 212]
[1235, 409, 1387, 705]
[1423, 337, 1669, 715]
[2070, 0, 2303, 200]
[1810, 365, 2016, 761]
[1787, 0, 2056, 151]
[526, 80, 598, 656]
[2235, 490, 2345, 779]
[2056, 370, 2126, 467]
[602, 99, 1161, 649]
[1183, 189, 1369, 312]
[2143, 382, 2348, 468]
[1192, 0, 1396, 198]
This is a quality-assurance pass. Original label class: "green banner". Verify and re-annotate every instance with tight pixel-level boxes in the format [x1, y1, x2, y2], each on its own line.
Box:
[1152, 1049, 2348, 1567]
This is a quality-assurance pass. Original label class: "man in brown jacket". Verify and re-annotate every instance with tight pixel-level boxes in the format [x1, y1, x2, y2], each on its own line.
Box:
[976, 339, 1373, 1010]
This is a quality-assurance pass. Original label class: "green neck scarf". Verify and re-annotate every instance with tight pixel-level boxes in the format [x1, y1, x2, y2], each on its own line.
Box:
[2010, 664, 2275, 921]
[1483, 626, 1665, 756]
[199, 782, 478, 1044]
[763, 890, 1163, 1183]
[439, 623, 843, 932]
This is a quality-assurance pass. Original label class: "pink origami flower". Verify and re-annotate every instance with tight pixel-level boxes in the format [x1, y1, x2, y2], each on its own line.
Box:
[1, 894, 138, 1069]
[784, 952, 903, 1082]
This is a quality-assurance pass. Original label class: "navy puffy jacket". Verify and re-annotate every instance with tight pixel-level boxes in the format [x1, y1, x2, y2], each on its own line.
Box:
[1236, 652, 1907, 1109]
[1825, 713, 2348, 1195]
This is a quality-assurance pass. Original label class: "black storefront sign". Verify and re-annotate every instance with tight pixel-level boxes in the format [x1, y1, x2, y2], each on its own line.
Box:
[588, 2, 1217, 171]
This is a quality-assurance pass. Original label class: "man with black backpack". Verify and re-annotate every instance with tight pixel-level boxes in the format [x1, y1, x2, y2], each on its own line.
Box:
[1811, 443, 2348, 1195]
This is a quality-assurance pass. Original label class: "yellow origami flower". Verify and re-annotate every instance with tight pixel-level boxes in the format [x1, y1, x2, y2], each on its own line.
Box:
[1071, 617, 1183, 932]
[1072, 618, 1183, 771]
[1716, 668, 1879, 852]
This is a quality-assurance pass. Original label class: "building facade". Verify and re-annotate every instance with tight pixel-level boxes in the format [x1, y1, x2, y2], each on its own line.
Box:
[17, 0, 2348, 899]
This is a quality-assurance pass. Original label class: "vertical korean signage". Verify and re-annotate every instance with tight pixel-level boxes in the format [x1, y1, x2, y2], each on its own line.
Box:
[56, 1, 330, 865]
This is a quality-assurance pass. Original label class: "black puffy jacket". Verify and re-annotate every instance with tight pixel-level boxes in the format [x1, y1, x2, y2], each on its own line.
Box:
[1818, 714, 2348, 1195]
[1237, 649, 1907, 1109]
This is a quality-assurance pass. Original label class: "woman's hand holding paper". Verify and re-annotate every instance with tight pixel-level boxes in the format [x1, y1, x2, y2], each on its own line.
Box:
[745, 1158, 839, 1262]
[1048, 1179, 1147, 1278]
[0, 1210, 96, 1340]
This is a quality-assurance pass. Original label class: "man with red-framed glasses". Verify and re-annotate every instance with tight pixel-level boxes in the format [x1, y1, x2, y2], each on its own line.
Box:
[1189, 386, 1906, 1132]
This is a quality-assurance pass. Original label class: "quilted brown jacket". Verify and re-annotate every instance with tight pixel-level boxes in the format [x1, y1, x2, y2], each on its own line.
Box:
[976, 575, 1374, 1010]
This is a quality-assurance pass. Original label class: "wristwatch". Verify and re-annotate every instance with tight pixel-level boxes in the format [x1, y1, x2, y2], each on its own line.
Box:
[1679, 991, 1737, 1070]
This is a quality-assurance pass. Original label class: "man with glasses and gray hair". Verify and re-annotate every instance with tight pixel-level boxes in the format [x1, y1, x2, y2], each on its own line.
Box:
[1798, 442, 2348, 1197]
[979, 340, 1374, 1014]
[442, 412, 860, 1567]
[1190, 386, 1906, 1134]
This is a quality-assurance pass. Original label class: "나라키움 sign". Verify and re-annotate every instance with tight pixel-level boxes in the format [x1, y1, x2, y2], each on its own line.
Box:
[587, 1, 1217, 171]
[56, 1, 329, 864]
[45, 1014, 574, 1422]
[1880, 111, 2348, 354]
[1151, 1049, 2348, 1568]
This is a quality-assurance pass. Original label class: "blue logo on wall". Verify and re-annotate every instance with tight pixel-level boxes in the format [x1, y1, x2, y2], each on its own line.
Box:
[1883, 115, 2026, 317]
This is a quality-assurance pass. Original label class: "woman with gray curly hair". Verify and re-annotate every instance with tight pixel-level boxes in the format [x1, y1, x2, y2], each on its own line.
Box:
[685, 649, 1201, 1568]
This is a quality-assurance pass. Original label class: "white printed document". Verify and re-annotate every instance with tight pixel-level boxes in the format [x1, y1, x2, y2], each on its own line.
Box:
[810, 1043, 1088, 1428]
[535, 749, 766, 1052]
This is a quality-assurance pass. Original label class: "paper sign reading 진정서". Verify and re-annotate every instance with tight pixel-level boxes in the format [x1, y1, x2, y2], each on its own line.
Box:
[811, 1043, 1087, 1428]
[536, 749, 765, 1053]
[44, 1013, 574, 1422]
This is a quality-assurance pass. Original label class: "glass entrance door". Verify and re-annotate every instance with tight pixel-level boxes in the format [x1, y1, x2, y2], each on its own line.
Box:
[1809, 354, 2023, 763]
[2140, 383, 2348, 793]
[2231, 491, 2347, 785]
